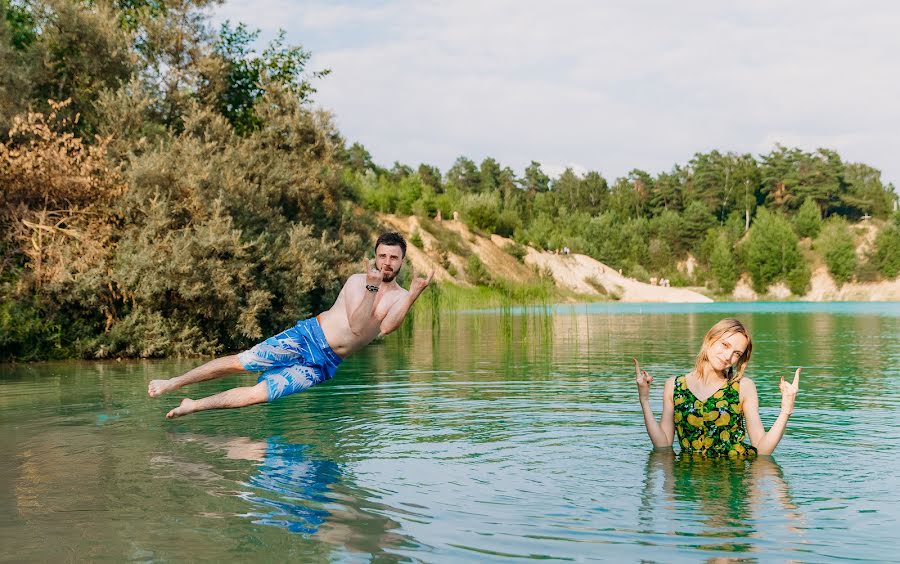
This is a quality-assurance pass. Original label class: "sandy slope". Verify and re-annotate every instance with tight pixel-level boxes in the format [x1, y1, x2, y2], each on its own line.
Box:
[378, 214, 711, 302]
[378, 214, 899, 302]
[734, 267, 900, 301]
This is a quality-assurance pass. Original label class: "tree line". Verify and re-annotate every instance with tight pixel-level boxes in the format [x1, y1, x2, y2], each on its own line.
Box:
[348, 147, 899, 295]
[1, 0, 898, 361]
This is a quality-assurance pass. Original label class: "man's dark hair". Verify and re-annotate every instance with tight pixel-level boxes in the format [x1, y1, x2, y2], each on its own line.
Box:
[375, 232, 407, 257]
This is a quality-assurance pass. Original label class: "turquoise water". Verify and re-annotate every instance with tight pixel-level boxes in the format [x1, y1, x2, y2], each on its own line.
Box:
[1, 302, 899, 561]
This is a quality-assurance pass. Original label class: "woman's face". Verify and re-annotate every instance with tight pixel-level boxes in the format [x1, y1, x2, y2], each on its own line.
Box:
[708, 332, 749, 372]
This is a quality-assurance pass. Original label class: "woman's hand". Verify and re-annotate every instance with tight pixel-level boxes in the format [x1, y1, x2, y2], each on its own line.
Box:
[779, 368, 801, 415]
[634, 358, 653, 402]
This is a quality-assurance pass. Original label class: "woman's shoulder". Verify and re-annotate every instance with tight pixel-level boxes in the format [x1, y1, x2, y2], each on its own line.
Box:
[667, 374, 690, 388]
[735, 376, 758, 397]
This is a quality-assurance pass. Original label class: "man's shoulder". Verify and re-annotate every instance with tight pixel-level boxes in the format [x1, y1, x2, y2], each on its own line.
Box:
[387, 284, 409, 300]
[345, 273, 366, 285]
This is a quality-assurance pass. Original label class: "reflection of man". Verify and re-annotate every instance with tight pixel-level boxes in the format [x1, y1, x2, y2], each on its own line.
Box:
[148, 232, 433, 418]
[175, 433, 410, 554]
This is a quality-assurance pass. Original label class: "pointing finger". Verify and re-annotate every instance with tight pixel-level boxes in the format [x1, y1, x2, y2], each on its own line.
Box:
[792, 367, 801, 388]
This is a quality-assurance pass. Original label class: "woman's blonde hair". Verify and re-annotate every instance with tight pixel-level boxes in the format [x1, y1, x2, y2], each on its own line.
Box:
[693, 318, 752, 383]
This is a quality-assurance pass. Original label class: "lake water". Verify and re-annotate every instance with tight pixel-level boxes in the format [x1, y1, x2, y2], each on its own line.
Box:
[2, 302, 899, 562]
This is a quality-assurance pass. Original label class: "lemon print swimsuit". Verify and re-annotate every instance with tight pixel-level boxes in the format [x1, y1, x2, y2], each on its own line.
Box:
[673, 375, 757, 457]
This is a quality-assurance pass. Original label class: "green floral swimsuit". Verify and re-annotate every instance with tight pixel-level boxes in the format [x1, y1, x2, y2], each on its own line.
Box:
[673, 375, 757, 457]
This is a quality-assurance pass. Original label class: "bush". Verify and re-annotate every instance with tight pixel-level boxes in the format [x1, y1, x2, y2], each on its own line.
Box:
[503, 242, 527, 263]
[461, 192, 501, 233]
[465, 254, 491, 286]
[874, 224, 900, 278]
[786, 261, 812, 296]
[793, 198, 823, 238]
[709, 234, 738, 294]
[410, 229, 424, 248]
[747, 208, 808, 293]
[495, 209, 522, 238]
[816, 219, 857, 286]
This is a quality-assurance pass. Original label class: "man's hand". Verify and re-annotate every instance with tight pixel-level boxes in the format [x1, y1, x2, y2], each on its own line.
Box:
[779, 368, 801, 415]
[634, 357, 653, 402]
[364, 258, 385, 290]
[409, 267, 434, 296]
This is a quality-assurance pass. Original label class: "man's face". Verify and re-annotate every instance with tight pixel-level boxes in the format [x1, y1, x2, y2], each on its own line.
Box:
[374, 244, 404, 282]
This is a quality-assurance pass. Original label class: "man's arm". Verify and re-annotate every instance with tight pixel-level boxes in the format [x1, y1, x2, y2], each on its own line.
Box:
[348, 261, 387, 336]
[379, 270, 434, 335]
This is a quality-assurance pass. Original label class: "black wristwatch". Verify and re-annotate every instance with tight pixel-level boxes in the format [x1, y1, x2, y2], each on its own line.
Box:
[365, 284, 379, 293]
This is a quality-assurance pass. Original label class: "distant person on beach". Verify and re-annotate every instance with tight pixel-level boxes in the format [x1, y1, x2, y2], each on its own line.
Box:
[148, 232, 433, 418]
[633, 318, 800, 456]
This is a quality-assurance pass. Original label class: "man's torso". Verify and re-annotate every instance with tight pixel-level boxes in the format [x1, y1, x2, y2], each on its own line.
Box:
[317, 274, 407, 357]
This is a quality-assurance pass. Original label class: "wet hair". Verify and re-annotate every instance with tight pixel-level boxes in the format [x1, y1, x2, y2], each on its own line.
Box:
[693, 318, 753, 383]
[375, 232, 407, 257]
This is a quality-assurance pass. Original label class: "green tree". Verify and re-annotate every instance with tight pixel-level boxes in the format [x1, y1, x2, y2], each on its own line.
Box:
[815, 218, 856, 286]
[793, 198, 823, 238]
[446, 156, 480, 192]
[479, 157, 502, 193]
[461, 191, 501, 233]
[682, 200, 716, 252]
[841, 163, 898, 219]
[873, 223, 900, 278]
[746, 207, 808, 293]
[523, 160, 550, 194]
[417, 163, 442, 191]
[709, 233, 738, 294]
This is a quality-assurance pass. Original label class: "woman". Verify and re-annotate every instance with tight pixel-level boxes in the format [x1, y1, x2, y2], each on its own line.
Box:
[634, 318, 800, 456]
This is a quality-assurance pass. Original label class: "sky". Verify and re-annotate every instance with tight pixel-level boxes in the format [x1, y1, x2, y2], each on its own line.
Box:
[212, 0, 899, 186]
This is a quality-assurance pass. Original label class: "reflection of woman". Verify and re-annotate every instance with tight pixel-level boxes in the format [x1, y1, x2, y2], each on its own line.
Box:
[639, 449, 802, 544]
[634, 318, 800, 456]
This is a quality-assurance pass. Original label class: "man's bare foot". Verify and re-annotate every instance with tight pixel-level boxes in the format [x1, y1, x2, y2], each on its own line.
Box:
[148, 379, 175, 397]
[166, 398, 196, 419]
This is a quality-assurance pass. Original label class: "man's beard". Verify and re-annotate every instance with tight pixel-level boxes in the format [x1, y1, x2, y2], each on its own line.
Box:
[382, 266, 400, 283]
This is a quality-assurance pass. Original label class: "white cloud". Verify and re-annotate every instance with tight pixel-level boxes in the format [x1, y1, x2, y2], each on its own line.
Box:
[216, 0, 900, 186]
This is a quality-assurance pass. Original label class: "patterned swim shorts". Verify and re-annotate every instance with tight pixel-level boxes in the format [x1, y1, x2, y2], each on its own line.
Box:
[237, 316, 343, 401]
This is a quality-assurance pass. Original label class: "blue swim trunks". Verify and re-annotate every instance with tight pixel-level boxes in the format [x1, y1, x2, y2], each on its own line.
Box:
[238, 317, 342, 401]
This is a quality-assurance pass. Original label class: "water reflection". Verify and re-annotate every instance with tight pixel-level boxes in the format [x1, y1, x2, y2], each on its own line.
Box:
[168, 433, 418, 558]
[640, 449, 804, 555]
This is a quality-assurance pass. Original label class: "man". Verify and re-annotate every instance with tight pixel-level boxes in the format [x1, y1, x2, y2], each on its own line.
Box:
[148, 232, 433, 418]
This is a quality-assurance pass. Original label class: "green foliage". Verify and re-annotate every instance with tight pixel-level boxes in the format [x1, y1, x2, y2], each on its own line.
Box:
[209, 23, 328, 135]
[503, 241, 527, 263]
[495, 208, 522, 238]
[410, 229, 423, 248]
[816, 218, 857, 286]
[746, 208, 808, 294]
[786, 260, 811, 296]
[461, 191, 501, 233]
[0, 297, 63, 360]
[4, 0, 36, 50]
[465, 254, 491, 286]
[709, 233, 738, 294]
[793, 198, 823, 238]
[523, 161, 550, 193]
[874, 223, 900, 278]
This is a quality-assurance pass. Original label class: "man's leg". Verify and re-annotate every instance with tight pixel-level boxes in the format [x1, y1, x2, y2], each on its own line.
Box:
[148, 354, 248, 397]
[166, 381, 269, 419]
